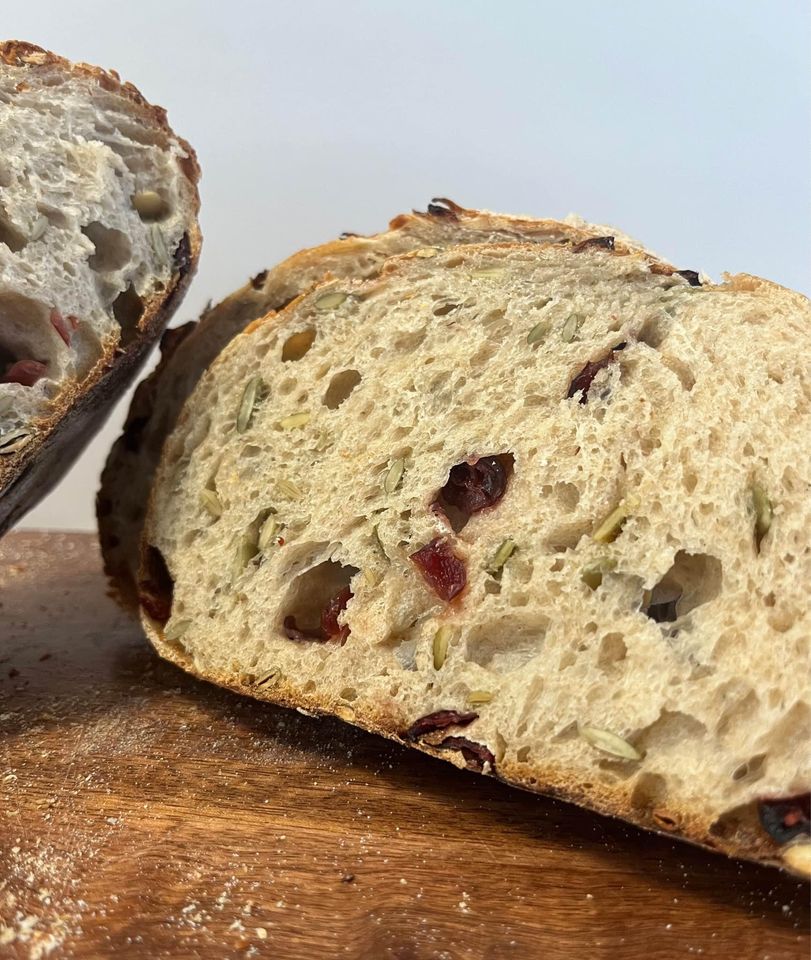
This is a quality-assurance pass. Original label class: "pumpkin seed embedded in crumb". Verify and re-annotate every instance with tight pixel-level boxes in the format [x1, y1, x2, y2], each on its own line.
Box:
[278, 411, 311, 430]
[199, 489, 223, 518]
[560, 313, 582, 343]
[164, 619, 191, 642]
[132, 189, 167, 219]
[276, 478, 303, 500]
[433, 625, 453, 670]
[526, 320, 549, 345]
[0, 429, 33, 455]
[236, 376, 264, 434]
[233, 533, 260, 578]
[315, 291, 347, 311]
[470, 267, 504, 279]
[577, 723, 642, 761]
[281, 328, 316, 361]
[256, 670, 280, 688]
[468, 690, 493, 706]
[258, 512, 279, 551]
[383, 458, 405, 494]
[751, 482, 773, 550]
[781, 843, 811, 877]
[487, 539, 516, 576]
[149, 223, 168, 260]
[593, 500, 632, 544]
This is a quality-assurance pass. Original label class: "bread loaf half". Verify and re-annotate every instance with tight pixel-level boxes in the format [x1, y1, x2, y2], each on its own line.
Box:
[0, 41, 200, 534]
[99, 199, 664, 607]
[138, 238, 811, 874]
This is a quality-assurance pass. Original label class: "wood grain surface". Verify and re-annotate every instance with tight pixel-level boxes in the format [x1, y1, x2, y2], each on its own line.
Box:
[0, 531, 808, 960]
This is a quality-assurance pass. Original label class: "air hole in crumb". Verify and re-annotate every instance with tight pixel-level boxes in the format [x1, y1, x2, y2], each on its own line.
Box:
[82, 221, 132, 272]
[637, 314, 669, 350]
[541, 481, 580, 513]
[323, 369, 362, 409]
[465, 614, 549, 671]
[470, 343, 497, 367]
[282, 328, 315, 361]
[682, 471, 698, 494]
[281, 559, 358, 636]
[340, 687, 358, 702]
[278, 376, 297, 396]
[643, 551, 723, 623]
[433, 301, 460, 317]
[393, 328, 427, 351]
[516, 746, 531, 763]
[630, 772, 667, 810]
[661, 355, 696, 391]
[112, 285, 145, 345]
[635, 709, 707, 753]
[597, 633, 627, 670]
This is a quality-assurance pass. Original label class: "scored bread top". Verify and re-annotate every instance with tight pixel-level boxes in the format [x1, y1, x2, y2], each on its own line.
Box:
[98, 199, 667, 606]
[0, 41, 200, 533]
[141, 240, 811, 873]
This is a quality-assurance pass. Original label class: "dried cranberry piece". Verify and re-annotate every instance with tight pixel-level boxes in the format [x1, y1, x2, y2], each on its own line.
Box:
[567, 342, 627, 404]
[1, 360, 47, 386]
[50, 308, 73, 346]
[410, 538, 467, 601]
[758, 794, 811, 844]
[283, 587, 354, 645]
[321, 586, 353, 643]
[572, 235, 615, 253]
[405, 710, 478, 741]
[440, 456, 508, 515]
[426, 197, 462, 220]
[676, 269, 701, 287]
[438, 736, 496, 773]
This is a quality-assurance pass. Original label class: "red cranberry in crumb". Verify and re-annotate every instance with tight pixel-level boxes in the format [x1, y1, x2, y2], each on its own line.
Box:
[410, 538, 466, 601]
[438, 736, 496, 772]
[321, 586, 353, 643]
[1, 360, 47, 386]
[758, 794, 810, 844]
[567, 343, 627, 403]
[405, 710, 478, 741]
[440, 456, 508, 515]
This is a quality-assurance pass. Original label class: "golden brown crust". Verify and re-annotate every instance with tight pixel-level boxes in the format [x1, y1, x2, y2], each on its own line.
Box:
[145, 623, 790, 874]
[0, 41, 202, 535]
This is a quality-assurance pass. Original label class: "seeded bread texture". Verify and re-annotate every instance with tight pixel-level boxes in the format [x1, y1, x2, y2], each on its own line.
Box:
[0, 41, 200, 534]
[140, 240, 811, 874]
[99, 200, 667, 607]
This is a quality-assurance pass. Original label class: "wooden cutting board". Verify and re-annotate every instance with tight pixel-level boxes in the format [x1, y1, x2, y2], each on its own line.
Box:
[0, 532, 808, 959]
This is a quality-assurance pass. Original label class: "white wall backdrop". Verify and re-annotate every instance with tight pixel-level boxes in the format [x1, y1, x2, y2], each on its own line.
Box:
[6, 0, 810, 530]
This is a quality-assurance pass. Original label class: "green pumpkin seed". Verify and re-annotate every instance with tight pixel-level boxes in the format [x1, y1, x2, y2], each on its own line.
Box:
[236, 376, 264, 434]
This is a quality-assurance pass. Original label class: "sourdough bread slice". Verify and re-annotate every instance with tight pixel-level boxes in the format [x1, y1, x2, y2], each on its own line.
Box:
[0, 41, 201, 534]
[98, 200, 667, 608]
[140, 239, 811, 874]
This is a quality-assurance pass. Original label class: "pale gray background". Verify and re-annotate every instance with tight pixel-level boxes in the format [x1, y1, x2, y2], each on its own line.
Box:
[7, 0, 810, 530]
